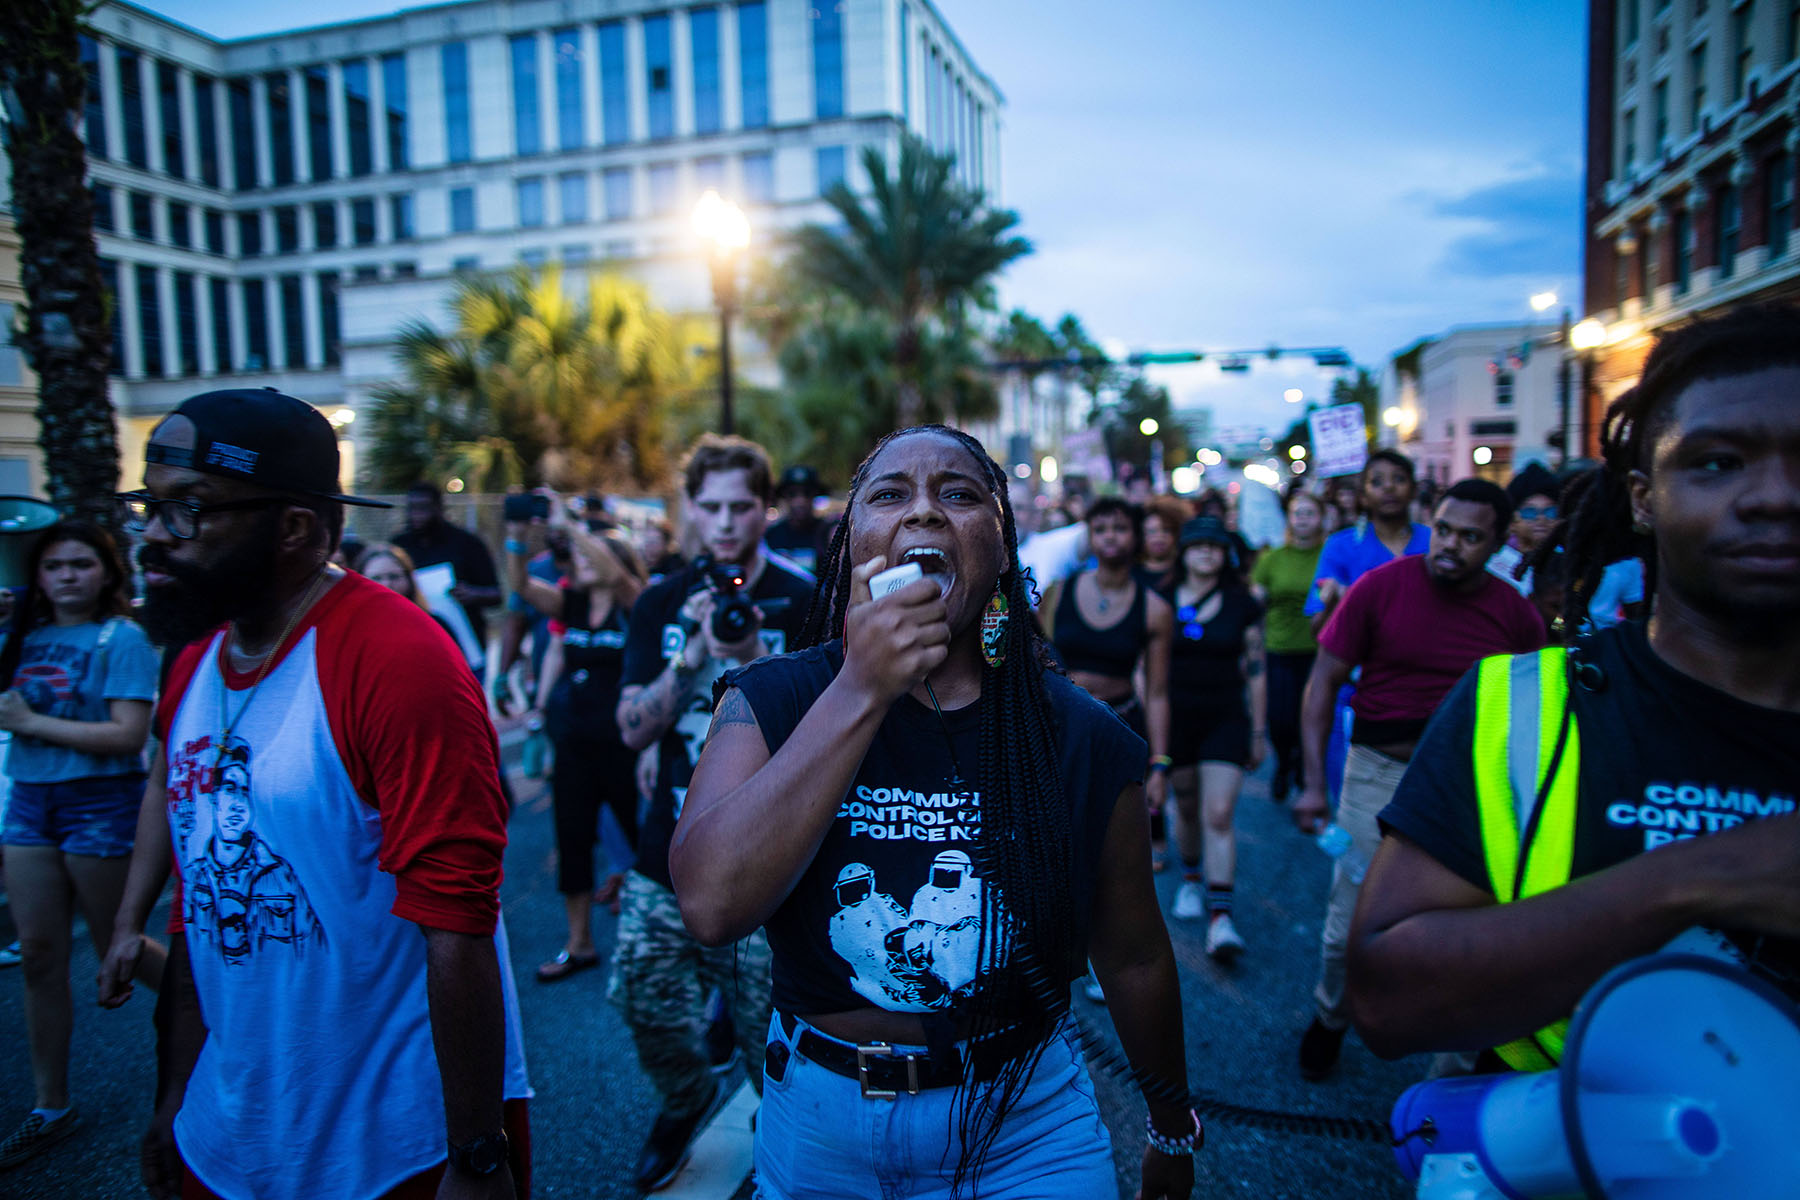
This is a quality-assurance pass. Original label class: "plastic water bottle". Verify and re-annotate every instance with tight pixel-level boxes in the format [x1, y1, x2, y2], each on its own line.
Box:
[1315, 823, 1353, 858]
[521, 716, 548, 779]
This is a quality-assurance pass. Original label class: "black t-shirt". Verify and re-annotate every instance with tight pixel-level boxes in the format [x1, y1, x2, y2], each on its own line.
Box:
[392, 521, 501, 645]
[1169, 584, 1263, 711]
[727, 642, 1147, 1017]
[763, 520, 830, 577]
[1382, 621, 1800, 997]
[542, 589, 630, 745]
[621, 558, 816, 889]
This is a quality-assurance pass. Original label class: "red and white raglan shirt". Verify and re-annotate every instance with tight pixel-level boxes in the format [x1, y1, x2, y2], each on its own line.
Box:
[157, 571, 529, 1200]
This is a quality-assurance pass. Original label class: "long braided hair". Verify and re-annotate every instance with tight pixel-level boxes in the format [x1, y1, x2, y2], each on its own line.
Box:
[1534, 303, 1800, 628]
[799, 425, 1077, 1194]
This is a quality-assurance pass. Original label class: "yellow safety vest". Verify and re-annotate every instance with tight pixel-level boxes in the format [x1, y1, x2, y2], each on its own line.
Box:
[1471, 647, 1582, 1071]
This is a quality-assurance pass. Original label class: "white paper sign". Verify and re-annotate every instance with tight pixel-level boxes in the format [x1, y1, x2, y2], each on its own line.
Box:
[413, 561, 486, 673]
[1308, 403, 1370, 478]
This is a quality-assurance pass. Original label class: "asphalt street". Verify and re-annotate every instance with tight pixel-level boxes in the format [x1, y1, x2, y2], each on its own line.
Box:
[0, 748, 1426, 1200]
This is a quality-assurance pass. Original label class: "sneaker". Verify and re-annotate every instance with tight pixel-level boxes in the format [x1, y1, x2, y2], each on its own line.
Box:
[1204, 913, 1245, 961]
[0, 1108, 81, 1170]
[704, 1010, 739, 1077]
[1171, 880, 1205, 921]
[0, 942, 19, 968]
[632, 1084, 723, 1192]
[1298, 1018, 1347, 1082]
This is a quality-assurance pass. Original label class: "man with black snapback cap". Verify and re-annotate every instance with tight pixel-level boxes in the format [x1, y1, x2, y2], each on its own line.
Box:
[102, 389, 529, 1200]
[763, 464, 830, 576]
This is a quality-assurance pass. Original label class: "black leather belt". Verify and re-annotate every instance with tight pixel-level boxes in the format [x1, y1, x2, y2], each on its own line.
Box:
[775, 1011, 1037, 1100]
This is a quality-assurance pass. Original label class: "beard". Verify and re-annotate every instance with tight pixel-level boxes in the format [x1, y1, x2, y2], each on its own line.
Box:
[137, 516, 283, 650]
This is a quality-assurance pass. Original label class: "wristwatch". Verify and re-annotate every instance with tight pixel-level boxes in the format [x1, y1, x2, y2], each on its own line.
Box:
[448, 1131, 509, 1177]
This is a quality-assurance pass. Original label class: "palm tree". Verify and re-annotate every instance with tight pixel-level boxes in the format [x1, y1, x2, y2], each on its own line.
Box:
[787, 135, 1030, 428]
[0, 0, 118, 522]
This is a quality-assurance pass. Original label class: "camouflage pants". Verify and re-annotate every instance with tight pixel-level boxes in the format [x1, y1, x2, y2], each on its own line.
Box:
[609, 871, 772, 1118]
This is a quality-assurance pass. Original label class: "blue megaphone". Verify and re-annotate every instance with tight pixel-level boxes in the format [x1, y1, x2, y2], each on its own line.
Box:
[1391, 953, 1800, 1199]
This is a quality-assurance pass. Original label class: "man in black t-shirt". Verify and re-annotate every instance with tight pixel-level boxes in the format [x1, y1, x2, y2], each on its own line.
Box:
[613, 435, 813, 1193]
[1348, 307, 1800, 1076]
[392, 482, 502, 676]
[763, 464, 831, 576]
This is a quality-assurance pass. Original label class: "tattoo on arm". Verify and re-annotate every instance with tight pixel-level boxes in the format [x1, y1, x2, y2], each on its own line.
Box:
[706, 688, 758, 739]
[1243, 628, 1265, 678]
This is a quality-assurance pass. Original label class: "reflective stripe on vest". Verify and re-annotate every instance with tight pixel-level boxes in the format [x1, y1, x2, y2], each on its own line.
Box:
[1471, 648, 1581, 1071]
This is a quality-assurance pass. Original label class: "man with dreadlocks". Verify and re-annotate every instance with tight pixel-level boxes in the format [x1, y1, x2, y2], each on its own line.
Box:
[670, 426, 1195, 1199]
[1348, 304, 1800, 1074]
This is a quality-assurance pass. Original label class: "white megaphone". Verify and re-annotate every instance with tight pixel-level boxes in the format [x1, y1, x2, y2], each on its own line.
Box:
[1390, 953, 1800, 1199]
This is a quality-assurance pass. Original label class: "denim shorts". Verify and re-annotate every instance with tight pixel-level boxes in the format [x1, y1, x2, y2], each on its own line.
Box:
[754, 1012, 1114, 1200]
[1, 773, 147, 857]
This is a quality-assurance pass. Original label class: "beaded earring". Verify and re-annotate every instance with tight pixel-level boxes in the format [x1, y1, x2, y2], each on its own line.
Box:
[981, 588, 1009, 668]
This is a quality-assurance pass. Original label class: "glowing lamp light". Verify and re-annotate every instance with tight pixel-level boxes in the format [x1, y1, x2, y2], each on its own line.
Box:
[1139, 417, 1160, 437]
[1530, 291, 1559, 312]
[1570, 318, 1608, 351]
[1283, 388, 1304, 404]
[1288, 445, 1307, 460]
[1242, 464, 1281, 488]
[329, 407, 357, 428]
[1197, 448, 1223, 466]
[1039, 455, 1059, 483]
[1382, 406, 1404, 427]
[1292, 460, 1308, 474]
[1013, 463, 1032, 479]
[1472, 446, 1494, 467]
[1169, 466, 1200, 495]
[445, 477, 466, 493]
[692, 189, 750, 252]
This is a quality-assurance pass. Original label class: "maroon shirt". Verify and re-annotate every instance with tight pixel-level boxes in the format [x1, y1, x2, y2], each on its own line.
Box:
[1319, 555, 1545, 743]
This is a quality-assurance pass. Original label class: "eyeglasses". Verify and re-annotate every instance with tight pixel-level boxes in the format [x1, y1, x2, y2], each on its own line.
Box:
[116, 492, 288, 540]
[1517, 504, 1559, 521]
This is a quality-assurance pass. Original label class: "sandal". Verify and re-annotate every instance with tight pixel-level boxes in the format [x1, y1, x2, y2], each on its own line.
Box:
[535, 949, 600, 982]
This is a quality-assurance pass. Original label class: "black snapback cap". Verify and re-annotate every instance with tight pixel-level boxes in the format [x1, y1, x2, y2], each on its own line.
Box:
[147, 388, 390, 508]
[777, 464, 824, 496]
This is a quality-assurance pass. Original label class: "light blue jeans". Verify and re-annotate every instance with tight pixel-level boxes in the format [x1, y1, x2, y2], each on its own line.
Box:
[754, 1013, 1116, 1200]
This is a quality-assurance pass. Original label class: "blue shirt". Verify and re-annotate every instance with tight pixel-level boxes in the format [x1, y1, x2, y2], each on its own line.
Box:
[5, 617, 157, 782]
[1303, 521, 1431, 616]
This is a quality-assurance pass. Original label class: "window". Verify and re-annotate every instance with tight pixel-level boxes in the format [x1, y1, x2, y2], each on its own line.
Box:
[352, 197, 376, 245]
[1690, 42, 1708, 129]
[229, 78, 256, 190]
[130, 191, 155, 241]
[390, 193, 415, 241]
[343, 60, 372, 177]
[1731, 3, 1752, 100]
[694, 156, 724, 195]
[392, 260, 418, 279]
[645, 15, 673, 138]
[209, 277, 231, 371]
[91, 183, 115, 233]
[559, 172, 588, 224]
[382, 52, 409, 169]
[1674, 207, 1694, 292]
[238, 210, 263, 257]
[159, 62, 185, 178]
[742, 151, 773, 204]
[1790, 0, 1800, 59]
[1623, 0, 1642, 44]
[169, 201, 191, 248]
[136, 264, 163, 376]
[816, 145, 847, 195]
[1622, 106, 1638, 172]
[117, 48, 147, 168]
[275, 205, 299, 254]
[205, 208, 226, 253]
[1769, 152, 1794, 256]
[517, 177, 546, 227]
[452, 256, 481, 275]
[600, 22, 629, 144]
[603, 166, 633, 219]
[813, 0, 844, 119]
[554, 28, 583, 150]
[194, 75, 220, 187]
[305, 65, 332, 181]
[648, 163, 677, 214]
[80, 36, 107, 159]
[450, 186, 476, 233]
[353, 265, 380, 282]
[100, 260, 123, 376]
[739, 2, 769, 129]
[313, 200, 338, 249]
[511, 34, 541, 156]
[243, 277, 269, 370]
[0, 302, 16, 386]
[443, 43, 471, 163]
[1494, 369, 1515, 407]
[319, 271, 340, 366]
[692, 8, 721, 135]
[520, 248, 548, 267]
[562, 243, 590, 263]
[1645, 218, 1661, 290]
[1715, 183, 1739, 278]
[899, 3, 910, 121]
[174, 271, 199, 376]
[266, 72, 295, 186]
[1653, 79, 1669, 147]
[280, 274, 305, 368]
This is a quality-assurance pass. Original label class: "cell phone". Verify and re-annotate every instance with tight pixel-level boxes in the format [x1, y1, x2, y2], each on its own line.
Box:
[870, 561, 922, 599]
[503, 493, 550, 522]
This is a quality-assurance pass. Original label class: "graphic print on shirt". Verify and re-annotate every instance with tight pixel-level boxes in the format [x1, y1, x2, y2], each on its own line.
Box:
[662, 623, 786, 820]
[13, 643, 89, 717]
[827, 787, 1009, 1011]
[169, 733, 327, 964]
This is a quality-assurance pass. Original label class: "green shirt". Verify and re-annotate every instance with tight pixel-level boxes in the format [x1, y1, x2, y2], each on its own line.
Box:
[1251, 544, 1323, 655]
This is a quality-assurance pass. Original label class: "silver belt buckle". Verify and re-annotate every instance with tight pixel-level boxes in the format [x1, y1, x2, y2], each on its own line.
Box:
[855, 1042, 920, 1100]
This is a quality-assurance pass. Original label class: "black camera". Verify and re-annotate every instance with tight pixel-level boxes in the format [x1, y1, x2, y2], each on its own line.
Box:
[688, 555, 788, 645]
[503, 493, 550, 522]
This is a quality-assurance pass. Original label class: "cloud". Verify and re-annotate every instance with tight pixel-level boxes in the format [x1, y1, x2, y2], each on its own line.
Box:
[1429, 169, 1581, 280]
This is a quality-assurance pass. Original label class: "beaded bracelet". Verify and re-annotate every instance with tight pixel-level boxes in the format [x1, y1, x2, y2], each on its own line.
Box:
[1144, 1110, 1203, 1156]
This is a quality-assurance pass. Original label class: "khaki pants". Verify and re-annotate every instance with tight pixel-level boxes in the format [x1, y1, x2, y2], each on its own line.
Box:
[1311, 743, 1406, 1030]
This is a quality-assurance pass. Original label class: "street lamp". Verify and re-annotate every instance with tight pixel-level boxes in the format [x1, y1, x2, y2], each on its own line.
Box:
[1530, 291, 1559, 313]
[693, 190, 750, 435]
[1138, 417, 1159, 436]
[1283, 388, 1304, 404]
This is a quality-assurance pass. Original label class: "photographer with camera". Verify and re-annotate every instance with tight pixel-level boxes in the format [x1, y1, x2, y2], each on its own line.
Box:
[612, 435, 814, 1192]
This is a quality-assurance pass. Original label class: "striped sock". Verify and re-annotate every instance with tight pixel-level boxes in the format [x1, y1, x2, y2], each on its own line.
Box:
[1206, 884, 1234, 917]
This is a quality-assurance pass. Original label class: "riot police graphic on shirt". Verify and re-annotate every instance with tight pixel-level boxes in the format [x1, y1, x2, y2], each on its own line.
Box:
[173, 734, 326, 963]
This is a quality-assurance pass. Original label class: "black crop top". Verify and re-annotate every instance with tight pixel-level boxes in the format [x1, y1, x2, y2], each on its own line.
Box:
[1051, 574, 1148, 679]
[723, 642, 1147, 1018]
[1169, 585, 1263, 708]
